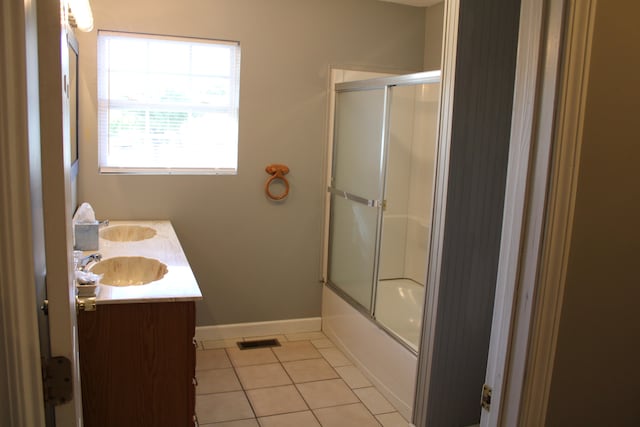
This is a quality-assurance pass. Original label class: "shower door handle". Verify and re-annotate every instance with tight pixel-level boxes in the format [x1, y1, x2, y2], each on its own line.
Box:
[328, 187, 385, 208]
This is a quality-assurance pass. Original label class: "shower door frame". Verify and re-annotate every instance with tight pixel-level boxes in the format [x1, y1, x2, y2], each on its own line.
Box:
[326, 70, 442, 353]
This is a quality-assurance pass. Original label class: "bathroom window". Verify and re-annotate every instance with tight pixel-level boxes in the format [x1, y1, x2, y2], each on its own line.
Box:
[97, 31, 241, 174]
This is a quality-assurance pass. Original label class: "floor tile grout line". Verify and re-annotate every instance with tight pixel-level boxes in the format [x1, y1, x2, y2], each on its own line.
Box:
[272, 347, 318, 422]
[226, 345, 278, 368]
[280, 357, 340, 385]
[305, 344, 387, 425]
[229, 345, 315, 422]
[196, 335, 403, 426]
[309, 401, 384, 426]
[286, 344, 357, 421]
[295, 379, 382, 422]
[195, 366, 235, 374]
[276, 356, 326, 363]
[224, 346, 259, 422]
[255, 409, 325, 424]
[287, 364, 325, 427]
[195, 389, 243, 397]
[315, 344, 399, 418]
[252, 338, 327, 426]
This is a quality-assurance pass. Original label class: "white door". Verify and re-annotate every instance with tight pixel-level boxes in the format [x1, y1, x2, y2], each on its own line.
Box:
[37, 0, 84, 424]
[0, 0, 83, 425]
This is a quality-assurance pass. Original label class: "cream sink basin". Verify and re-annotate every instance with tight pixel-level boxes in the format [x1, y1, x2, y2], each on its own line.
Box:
[100, 225, 157, 242]
[90, 256, 168, 286]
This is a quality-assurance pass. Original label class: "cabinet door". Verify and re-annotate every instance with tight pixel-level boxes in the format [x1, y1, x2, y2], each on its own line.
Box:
[79, 301, 196, 427]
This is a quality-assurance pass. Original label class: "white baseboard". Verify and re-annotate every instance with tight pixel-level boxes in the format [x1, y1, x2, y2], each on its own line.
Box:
[195, 317, 322, 342]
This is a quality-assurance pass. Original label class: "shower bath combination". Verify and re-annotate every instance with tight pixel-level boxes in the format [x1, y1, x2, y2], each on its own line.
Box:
[326, 71, 441, 352]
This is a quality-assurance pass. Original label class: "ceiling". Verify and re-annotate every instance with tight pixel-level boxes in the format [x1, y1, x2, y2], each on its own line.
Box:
[379, 0, 443, 7]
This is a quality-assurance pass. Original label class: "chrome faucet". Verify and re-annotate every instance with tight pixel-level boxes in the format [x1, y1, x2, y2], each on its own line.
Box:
[78, 253, 102, 271]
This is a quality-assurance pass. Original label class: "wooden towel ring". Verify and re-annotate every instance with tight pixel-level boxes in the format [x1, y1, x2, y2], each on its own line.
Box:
[265, 164, 290, 201]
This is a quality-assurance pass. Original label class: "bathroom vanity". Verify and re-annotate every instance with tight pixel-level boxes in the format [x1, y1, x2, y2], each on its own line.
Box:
[76, 221, 202, 427]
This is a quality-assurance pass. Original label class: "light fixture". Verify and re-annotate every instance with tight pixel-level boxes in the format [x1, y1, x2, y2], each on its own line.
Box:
[68, 0, 94, 32]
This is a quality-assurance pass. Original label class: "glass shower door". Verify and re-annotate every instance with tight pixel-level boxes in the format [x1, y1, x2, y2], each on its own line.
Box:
[327, 88, 387, 311]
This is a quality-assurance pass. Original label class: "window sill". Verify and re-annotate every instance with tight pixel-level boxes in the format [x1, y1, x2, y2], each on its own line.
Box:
[98, 166, 238, 176]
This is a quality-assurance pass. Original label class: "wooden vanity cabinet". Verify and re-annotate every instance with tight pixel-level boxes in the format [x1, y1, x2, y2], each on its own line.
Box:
[78, 301, 196, 427]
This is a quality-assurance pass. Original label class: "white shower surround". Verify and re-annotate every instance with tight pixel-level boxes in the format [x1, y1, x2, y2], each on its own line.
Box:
[376, 278, 426, 350]
[379, 82, 439, 284]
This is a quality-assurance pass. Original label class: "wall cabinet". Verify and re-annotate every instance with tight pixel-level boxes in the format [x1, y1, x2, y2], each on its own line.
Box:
[78, 301, 196, 426]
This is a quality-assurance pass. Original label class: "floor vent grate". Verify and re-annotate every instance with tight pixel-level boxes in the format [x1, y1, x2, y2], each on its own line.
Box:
[237, 338, 281, 350]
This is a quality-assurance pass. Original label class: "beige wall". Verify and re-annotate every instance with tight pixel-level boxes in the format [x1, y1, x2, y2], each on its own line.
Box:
[423, 2, 444, 71]
[546, 0, 640, 424]
[76, 0, 425, 326]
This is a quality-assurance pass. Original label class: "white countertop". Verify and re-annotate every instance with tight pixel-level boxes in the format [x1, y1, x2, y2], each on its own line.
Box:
[81, 220, 203, 304]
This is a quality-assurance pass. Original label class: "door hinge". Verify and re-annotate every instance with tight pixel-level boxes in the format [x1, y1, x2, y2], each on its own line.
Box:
[42, 356, 73, 405]
[481, 384, 492, 411]
[40, 299, 49, 315]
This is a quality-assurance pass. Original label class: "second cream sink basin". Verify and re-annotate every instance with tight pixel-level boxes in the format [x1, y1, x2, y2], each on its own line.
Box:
[100, 225, 157, 242]
[91, 256, 168, 286]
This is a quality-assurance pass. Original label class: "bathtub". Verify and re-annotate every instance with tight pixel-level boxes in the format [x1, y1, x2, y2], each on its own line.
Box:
[322, 285, 418, 420]
[375, 278, 425, 351]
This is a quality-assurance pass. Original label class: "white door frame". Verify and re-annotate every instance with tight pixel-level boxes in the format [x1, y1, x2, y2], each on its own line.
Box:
[483, 0, 597, 425]
[481, 0, 566, 424]
[513, 1, 596, 424]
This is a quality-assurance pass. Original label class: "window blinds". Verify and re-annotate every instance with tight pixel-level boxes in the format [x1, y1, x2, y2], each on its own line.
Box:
[97, 31, 241, 174]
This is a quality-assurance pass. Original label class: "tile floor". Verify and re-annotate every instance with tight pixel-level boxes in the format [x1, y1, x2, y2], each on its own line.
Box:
[195, 331, 410, 427]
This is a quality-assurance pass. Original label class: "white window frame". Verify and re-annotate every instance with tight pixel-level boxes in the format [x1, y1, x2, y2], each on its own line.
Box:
[97, 30, 241, 175]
